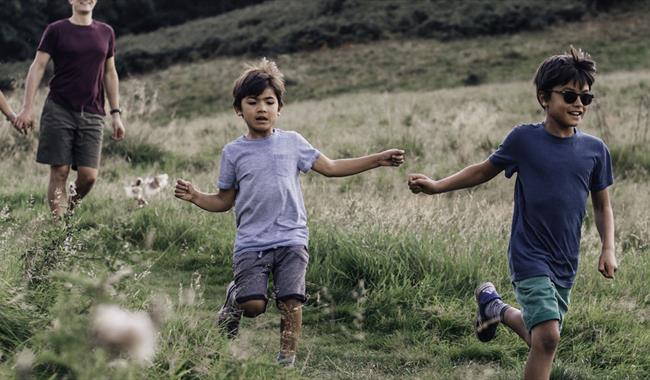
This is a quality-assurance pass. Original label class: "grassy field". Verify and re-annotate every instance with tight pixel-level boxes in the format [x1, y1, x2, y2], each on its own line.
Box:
[1, 53, 649, 380]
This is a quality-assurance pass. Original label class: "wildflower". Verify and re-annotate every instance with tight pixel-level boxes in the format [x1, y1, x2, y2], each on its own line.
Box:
[14, 348, 35, 380]
[91, 304, 158, 365]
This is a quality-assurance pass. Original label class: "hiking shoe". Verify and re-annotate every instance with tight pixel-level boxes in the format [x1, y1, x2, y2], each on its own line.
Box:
[474, 282, 503, 342]
[217, 281, 241, 339]
[277, 352, 296, 368]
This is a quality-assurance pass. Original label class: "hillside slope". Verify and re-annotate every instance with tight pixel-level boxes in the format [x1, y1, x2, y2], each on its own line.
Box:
[114, 9, 650, 122]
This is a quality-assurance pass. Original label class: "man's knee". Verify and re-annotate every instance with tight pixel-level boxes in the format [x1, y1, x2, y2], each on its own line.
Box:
[531, 321, 560, 353]
[239, 299, 266, 317]
[50, 165, 70, 182]
[77, 169, 98, 188]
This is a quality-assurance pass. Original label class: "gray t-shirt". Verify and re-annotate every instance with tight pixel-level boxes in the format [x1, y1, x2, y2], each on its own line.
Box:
[217, 129, 321, 255]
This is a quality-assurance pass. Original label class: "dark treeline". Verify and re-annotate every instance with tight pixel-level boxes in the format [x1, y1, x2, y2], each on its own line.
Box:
[0, 0, 268, 62]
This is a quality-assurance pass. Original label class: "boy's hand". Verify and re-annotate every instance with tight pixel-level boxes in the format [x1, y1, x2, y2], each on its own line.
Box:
[174, 179, 197, 203]
[377, 149, 405, 167]
[14, 108, 33, 135]
[408, 174, 439, 194]
[598, 248, 617, 279]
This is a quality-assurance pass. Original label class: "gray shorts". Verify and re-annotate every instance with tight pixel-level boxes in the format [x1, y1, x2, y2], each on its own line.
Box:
[232, 245, 309, 306]
[36, 98, 105, 170]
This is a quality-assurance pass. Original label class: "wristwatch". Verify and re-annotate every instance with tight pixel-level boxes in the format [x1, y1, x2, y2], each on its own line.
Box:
[110, 108, 122, 115]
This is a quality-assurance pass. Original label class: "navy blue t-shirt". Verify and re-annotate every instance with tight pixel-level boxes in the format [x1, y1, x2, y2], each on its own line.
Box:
[489, 123, 613, 288]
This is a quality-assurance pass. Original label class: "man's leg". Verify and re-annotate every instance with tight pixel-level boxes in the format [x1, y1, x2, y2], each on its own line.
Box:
[69, 166, 98, 211]
[524, 320, 560, 380]
[48, 165, 70, 220]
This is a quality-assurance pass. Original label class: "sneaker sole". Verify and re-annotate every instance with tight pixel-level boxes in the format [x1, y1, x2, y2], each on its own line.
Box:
[217, 282, 240, 339]
[474, 282, 500, 342]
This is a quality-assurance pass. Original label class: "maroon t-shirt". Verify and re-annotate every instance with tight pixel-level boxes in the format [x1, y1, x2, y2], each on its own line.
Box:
[38, 19, 115, 116]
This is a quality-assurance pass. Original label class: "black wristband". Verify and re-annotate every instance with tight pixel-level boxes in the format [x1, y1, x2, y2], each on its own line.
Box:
[110, 108, 122, 115]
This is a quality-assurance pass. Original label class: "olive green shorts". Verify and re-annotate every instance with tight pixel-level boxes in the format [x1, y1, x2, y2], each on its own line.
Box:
[513, 276, 571, 333]
[36, 98, 105, 170]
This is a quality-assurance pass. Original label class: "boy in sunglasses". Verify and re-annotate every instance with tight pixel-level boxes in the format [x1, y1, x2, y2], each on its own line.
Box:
[408, 47, 616, 379]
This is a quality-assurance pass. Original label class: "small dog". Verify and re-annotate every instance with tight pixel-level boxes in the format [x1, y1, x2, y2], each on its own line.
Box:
[124, 174, 169, 207]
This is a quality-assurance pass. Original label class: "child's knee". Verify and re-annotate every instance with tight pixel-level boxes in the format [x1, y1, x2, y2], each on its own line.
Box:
[239, 299, 267, 317]
[531, 320, 560, 353]
[278, 299, 303, 313]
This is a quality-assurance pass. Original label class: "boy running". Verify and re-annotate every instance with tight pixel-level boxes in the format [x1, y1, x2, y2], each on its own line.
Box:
[408, 47, 616, 380]
[175, 58, 405, 368]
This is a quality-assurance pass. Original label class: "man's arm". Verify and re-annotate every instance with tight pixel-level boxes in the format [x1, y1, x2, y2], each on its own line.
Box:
[14, 51, 51, 134]
[592, 188, 617, 279]
[311, 149, 404, 177]
[408, 159, 502, 195]
[104, 57, 125, 141]
[174, 179, 235, 212]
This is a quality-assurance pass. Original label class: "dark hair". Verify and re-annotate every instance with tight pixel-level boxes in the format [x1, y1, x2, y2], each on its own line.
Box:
[232, 58, 285, 111]
[533, 46, 596, 108]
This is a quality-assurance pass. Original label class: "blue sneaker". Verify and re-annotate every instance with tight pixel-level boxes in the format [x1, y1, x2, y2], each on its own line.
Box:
[217, 281, 242, 339]
[474, 282, 503, 342]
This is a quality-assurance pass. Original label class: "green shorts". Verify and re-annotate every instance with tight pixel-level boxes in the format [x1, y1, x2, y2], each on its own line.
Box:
[36, 97, 105, 170]
[513, 276, 571, 333]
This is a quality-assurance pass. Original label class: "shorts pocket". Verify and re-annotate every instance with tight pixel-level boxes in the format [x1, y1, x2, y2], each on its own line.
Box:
[288, 245, 309, 264]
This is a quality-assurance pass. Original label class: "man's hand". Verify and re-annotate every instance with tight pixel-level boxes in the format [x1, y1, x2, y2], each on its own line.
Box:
[376, 149, 405, 167]
[598, 248, 618, 279]
[408, 173, 439, 195]
[14, 108, 34, 135]
[111, 114, 125, 141]
[174, 179, 197, 203]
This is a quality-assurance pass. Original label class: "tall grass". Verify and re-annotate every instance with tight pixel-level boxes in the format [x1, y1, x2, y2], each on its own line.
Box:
[0, 67, 648, 378]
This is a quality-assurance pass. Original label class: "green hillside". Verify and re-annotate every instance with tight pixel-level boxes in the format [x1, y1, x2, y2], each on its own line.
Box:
[115, 0, 595, 74]
[2, 0, 645, 90]
[115, 9, 650, 122]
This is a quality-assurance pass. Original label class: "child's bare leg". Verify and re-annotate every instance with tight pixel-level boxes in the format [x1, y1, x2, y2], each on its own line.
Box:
[501, 307, 531, 346]
[239, 299, 266, 317]
[48, 165, 70, 220]
[278, 299, 302, 365]
[524, 320, 560, 380]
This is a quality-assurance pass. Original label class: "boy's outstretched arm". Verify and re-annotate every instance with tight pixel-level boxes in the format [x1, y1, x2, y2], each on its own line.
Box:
[174, 179, 235, 212]
[592, 188, 617, 279]
[408, 159, 502, 195]
[312, 149, 404, 177]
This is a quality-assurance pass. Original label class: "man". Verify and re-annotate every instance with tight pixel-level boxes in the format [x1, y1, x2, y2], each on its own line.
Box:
[15, 0, 125, 220]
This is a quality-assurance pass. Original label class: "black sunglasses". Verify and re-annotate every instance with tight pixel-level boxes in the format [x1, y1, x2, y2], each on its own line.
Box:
[550, 90, 594, 105]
